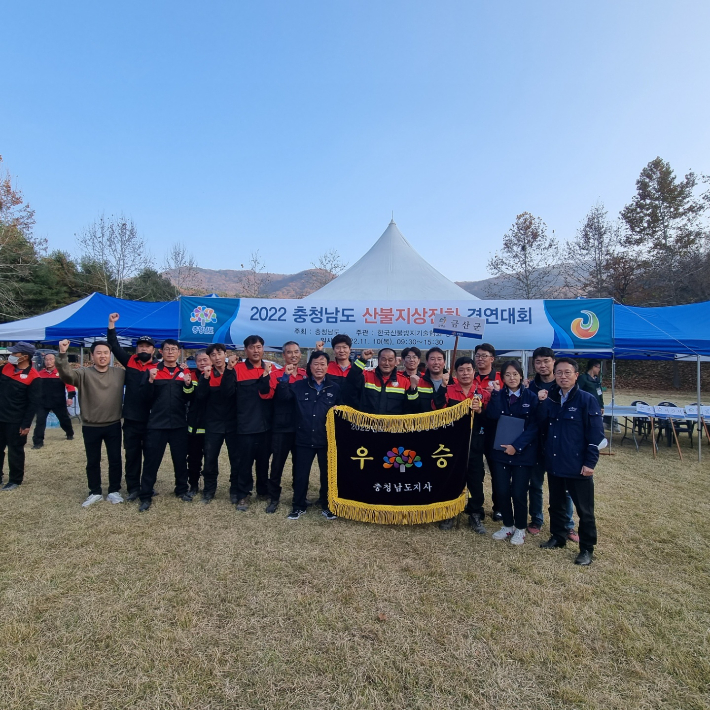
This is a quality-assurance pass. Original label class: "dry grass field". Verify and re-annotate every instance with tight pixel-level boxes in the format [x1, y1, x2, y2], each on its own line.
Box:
[1, 389, 709, 710]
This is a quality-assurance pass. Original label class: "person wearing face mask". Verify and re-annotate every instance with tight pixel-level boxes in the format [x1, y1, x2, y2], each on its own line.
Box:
[0, 342, 41, 491]
[486, 361, 539, 546]
[221, 335, 274, 512]
[276, 351, 342, 521]
[56, 339, 126, 507]
[31, 351, 76, 449]
[346, 347, 418, 415]
[536, 358, 604, 566]
[107, 313, 159, 501]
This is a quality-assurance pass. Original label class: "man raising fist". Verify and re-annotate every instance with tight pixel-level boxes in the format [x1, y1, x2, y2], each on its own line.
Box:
[56, 338, 126, 507]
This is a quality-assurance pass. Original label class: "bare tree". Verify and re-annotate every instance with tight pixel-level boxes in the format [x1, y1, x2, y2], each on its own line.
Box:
[76, 213, 151, 299]
[309, 249, 348, 290]
[240, 250, 271, 298]
[163, 242, 200, 294]
[486, 212, 559, 299]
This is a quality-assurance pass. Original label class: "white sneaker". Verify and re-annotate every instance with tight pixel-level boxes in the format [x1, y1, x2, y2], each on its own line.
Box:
[82, 493, 103, 508]
[106, 491, 124, 504]
[492, 525, 514, 540]
[510, 528, 526, 545]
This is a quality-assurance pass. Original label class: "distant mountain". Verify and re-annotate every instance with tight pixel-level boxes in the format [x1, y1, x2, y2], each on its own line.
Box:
[164, 267, 334, 299]
[167, 267, 573, 299]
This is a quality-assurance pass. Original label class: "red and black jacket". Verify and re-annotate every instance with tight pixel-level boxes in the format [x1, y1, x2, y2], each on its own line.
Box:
[269, 366, 307, 433]
[345, 357, 418, 415]
[0, 363, 41, 429]
[195, 366, 238, 434]
[411, 369, 447, 413]
[326, 360, 351, 383]
[107, 328, 158, 422]
[141, 363, 194, 430]
[38, 368, 76, 408]
[221, 360, 273, 435]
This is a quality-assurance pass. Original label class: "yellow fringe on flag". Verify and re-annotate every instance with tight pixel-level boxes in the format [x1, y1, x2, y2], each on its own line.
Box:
[326, 401, 473, 525]
[329, 492, 468, 525]
[329, 398, 473, 434]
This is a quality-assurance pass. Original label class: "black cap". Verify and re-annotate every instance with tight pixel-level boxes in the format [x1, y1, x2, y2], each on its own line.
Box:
[136, 336, 155, 346]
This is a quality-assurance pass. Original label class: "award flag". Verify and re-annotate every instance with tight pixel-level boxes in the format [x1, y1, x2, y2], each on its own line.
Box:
[326, 400, 473, 525]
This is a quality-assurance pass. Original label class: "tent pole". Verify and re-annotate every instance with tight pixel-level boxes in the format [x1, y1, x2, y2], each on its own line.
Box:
[609, 355, 616, 455]
[698, 355, 702, 464]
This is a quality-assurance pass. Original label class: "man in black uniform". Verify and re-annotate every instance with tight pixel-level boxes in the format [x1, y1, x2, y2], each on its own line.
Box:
[138, 339, 194, 512]
[107, 312, 158, 500]
[186, 350, 210, 495]
[196, 343, 239, 504]
[31, 352, 76, 448]
[0, 342, 41, 491]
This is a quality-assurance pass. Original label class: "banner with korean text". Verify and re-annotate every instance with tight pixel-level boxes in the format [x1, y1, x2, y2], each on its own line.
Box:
[325, 401, 473, 524]
[179, 297, 614, 351]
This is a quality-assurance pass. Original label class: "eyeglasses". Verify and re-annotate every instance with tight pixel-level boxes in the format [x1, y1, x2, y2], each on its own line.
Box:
[474, 353, 493, 359]
[162, 347, 180, 353]
[555, 370, 576, 377]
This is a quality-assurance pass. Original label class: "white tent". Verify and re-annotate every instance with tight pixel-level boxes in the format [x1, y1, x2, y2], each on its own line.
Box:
[306, 220, 479, 300]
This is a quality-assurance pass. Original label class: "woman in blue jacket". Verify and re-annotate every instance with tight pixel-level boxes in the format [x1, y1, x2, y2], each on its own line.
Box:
[275, 350, 341, 521]
[486, 360, 538, 545]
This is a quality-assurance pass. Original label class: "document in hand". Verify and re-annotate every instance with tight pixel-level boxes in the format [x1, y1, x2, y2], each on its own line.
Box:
[493, 415, 525, 451]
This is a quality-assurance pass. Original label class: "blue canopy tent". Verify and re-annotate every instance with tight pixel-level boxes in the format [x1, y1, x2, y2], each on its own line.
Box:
[0, 293, 180, 345]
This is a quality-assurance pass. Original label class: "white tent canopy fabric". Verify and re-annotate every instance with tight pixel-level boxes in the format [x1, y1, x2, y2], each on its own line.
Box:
[306, 220, 480, 300]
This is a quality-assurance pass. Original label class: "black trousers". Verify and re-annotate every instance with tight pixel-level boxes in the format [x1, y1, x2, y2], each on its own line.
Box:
[465, 435, 499, 518]
[292, 445, 328, 511]
[82, 422, 122, 495]
[202, 430, 239, 497]
[123, 419, 148, 494]
[140, 427, 189, 502]
[268, 431, 297, 501]
[32, 405, 74, 444]
[0, 421, 28, 485]
[233, 432, 269, 500]
[254, 431, 271, 497]
[187, 431, 205, 489]
[548, 473, 597, 552]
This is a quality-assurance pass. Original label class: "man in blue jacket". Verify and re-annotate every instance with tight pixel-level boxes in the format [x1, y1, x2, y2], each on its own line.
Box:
[276, 350, 341, 521]
[536, 357, 604, 566]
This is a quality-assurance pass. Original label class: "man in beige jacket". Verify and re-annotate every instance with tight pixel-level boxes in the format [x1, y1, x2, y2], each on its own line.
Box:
[57, 339, 126, 507]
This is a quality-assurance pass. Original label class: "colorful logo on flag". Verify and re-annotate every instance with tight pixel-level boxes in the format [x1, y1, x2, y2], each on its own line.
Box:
[190, 306, 217, 326]
[383, 447, 422, 472]
[570, 310, 600, 339]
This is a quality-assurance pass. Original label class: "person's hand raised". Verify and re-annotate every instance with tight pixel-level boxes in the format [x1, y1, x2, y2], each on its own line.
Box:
[108, 313, 120, 325]
[262, 361, 272, 377]
[538, 389, 548, 401]
[315, 341, 325, 351]
[148, 368, 158, 383]
[183, 370, 192, 385]
[361, 349, 374, 361]
[409, 374, 419, 389]
[226, 353, 237, 370]
[58, 339, 70, 353]
[284, 363, 297, 376]
[202, 364, 212, 379]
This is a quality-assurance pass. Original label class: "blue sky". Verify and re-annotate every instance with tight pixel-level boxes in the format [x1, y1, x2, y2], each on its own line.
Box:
[2, 1, 708, 282]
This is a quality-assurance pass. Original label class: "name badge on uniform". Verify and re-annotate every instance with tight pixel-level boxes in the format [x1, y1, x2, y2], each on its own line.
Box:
[20, 374, 27, 379]
[178, 372, 184, 379]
